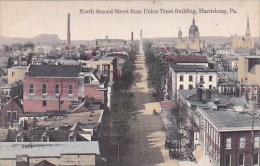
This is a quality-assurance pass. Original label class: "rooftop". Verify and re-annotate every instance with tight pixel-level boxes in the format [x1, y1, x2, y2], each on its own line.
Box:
[164, 55, 208, 63]
[0, 141, 100, 158]
[28, 65, 81, 77]
[170, 64, 217, 72]
[198, 107, 260, 131]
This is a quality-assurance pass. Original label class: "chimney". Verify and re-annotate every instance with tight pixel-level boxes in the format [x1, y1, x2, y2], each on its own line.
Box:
[131, 32, 134, 42]
[196, 88, 202, 101]
[67, 13, 71, 46]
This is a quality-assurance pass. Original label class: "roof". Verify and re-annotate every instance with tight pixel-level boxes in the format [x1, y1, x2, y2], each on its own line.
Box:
[164, 55, 208, 63]
[50, 110, 103, 128]
[0, 141, 100, 158]
[160, 101, 176, 109]
[29, 65, 81, 77]
[170, 64, 217, 72]
[34, 160, 55, 166]
[0, 129, 9, 142]
[199, 107, 260, 130]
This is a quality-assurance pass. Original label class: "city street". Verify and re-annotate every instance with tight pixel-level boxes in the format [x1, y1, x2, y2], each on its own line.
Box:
[120, 55, 179, 166]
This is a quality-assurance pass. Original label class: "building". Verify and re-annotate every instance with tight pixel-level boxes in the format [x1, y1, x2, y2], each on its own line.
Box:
[178, 88, 260, 166]
[239, 82, 260, 104]
[23, 65, 82, 113]
[230, 16, 254, 49]
[176, 17, 204, 51]
[7, 66, 28, 84]
[93, 36, 127, 47]
[0, 142, 100, 166]
[168, 61, 218, 100]
[238, 55, 260, 86]
[0, 98, 23, 129]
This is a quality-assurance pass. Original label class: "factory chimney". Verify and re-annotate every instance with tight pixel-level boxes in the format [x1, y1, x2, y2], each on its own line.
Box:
[67, 13, 71, 46]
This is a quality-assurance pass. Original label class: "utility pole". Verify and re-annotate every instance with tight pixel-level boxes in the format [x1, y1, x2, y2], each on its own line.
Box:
[251, 102, 259, 166]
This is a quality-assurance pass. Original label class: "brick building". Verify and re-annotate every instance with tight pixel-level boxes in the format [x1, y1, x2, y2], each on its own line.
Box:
[178, 88, 260, 166]
[0, 98, 23, 129]
[23, 65, 81, 113]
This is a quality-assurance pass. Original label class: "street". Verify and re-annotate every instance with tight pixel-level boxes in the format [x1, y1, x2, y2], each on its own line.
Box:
[120, 55, 179, 166]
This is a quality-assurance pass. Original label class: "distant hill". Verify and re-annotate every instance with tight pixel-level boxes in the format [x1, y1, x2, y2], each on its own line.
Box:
[0, 34, 90, 45]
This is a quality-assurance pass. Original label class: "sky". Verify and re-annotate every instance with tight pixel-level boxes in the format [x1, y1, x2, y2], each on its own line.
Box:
[0, 0, 259, 40]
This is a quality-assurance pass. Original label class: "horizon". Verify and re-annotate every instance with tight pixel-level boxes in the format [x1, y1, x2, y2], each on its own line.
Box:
[0, 1, 259, 40]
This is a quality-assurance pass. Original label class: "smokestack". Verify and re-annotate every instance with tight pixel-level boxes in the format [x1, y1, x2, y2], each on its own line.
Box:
[67, 13, 71, 46]
[131, 32, 133, 42]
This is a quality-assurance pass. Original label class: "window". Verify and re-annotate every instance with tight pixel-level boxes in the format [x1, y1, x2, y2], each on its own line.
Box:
[254, 154, 259, 165]
[12, 72, 15, 77]
[189, 85, 193, 90]
[247, 88, 251, 93]
[55, 84, 59, 94]
[239, 154, 244, 166]
[200, 76, 204, 82]
[42, 136, 48, 142]
[97, 65, 100, 70]
[209, 85, 213, 89]
[69, 84, 73, 95]
[180, 75, 184, 82]
[189, 76, 193, 82]
[255, 88, 258, 93]
[242, 88, 245, 94]
[42, 84, 47, 94]
[42, 100, 47, 106]
[60, 101, 64, 105]
[209, 76, 213, 82]
[179, 85, 184, 90]
[7, 111, 17, 121]
[85, 77, 91, 84]
[226, 138, 231, 149]
[239, 137, 246, 149]
[254, 96, 257, 102]
[225, 155, 231, 166]
[254, 137, 260, 148]
[29, 84, 34, 94]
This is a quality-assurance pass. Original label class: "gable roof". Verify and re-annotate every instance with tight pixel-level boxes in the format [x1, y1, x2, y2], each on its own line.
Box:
[34, 160, 55, 166]
[29, 65, 81, 77]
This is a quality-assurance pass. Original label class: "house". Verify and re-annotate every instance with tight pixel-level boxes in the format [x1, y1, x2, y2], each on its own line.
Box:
[168, 63, 218, 100]
[0, 98, 23, 129]
[0, 142, 100, 166]
[23, 65, 82, 113]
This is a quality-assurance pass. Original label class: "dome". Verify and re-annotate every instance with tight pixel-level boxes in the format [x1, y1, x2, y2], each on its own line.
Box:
[189, 24, 198, 33]
[189, 17, 199, 39]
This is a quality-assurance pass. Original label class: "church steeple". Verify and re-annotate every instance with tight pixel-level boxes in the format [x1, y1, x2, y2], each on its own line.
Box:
[192, 16, 195, 25]
[245, 15, 251, 37]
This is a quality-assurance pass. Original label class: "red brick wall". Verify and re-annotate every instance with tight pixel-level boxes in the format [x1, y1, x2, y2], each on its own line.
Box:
[23, 76, 79, 112]
[220, 131, 258, 166]
[84, 85, 104, 101]
[0, 99, 23, 128]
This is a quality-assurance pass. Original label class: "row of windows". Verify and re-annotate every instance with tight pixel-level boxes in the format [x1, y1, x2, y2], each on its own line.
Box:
[179, 75, 213, 82]
[179, 84, 213, 90]
[242, 87, 258, 94]
[225, 153, 259, 166]
[226, 136, 260, 149]
[29, 84, 73, 95]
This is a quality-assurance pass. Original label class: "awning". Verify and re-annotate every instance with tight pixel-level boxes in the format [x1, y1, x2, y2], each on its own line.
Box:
[193, 146, 204, 162]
